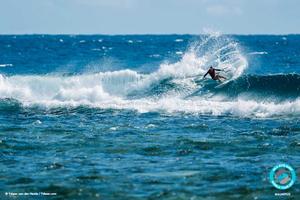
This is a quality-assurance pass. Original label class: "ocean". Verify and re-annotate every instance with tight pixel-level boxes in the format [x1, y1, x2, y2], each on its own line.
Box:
[0, 34, 299, 199]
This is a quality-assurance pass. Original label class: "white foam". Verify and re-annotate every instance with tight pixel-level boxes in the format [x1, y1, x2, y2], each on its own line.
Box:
[0, 71, 141, 104]
[6, 34, 293, 118]
[249, 51, 268, 55]
[175, 39, 184, 42]
[0, 64, 13, 68]
[149, 54, 160, 58]
[190, 34, 248, 81]
[0, 70, 298, 118]
[92, 97, 300, 118]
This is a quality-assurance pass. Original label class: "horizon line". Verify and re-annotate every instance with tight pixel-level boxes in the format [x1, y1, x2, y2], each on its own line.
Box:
[0, 33, 300, 36]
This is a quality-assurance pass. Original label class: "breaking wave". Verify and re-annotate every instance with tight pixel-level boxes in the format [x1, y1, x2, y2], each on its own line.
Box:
[0, 34, 298, 118]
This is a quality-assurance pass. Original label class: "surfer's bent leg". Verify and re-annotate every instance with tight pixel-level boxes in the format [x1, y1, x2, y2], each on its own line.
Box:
[214, 75, 226, 82]
[218, 75, 227, 80]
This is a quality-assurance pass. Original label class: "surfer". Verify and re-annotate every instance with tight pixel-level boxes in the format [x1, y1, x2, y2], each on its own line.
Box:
[203, 66, 227, 82]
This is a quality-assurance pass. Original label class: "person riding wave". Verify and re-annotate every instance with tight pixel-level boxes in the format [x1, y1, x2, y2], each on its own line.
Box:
[203, 66, 227, 82]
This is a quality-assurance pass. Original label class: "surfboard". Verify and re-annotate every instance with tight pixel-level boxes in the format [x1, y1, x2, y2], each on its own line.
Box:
[214, 71, 232, 88]
[214, 79, 231, 88]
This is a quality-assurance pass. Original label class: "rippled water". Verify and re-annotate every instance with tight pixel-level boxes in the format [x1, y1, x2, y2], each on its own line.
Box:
[0, 34, 299, 199]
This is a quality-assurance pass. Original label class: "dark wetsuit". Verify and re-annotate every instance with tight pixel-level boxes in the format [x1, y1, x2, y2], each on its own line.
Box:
[204, 68, 222, 80]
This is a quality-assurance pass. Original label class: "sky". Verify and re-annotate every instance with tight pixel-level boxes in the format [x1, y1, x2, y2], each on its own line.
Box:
[0, 0, 299, 34]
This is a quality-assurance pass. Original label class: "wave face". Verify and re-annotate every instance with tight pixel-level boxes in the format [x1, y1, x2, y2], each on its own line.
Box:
[208, 74, 300, 99]
[0, 34, 299, 118]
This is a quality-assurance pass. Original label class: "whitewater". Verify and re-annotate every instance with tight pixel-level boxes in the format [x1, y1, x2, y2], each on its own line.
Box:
[0, 34, 299, 118]
[1, 34, 300, 200]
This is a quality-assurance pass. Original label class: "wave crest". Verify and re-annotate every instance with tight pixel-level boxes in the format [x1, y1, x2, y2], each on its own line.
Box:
[5, 34, 298, 118]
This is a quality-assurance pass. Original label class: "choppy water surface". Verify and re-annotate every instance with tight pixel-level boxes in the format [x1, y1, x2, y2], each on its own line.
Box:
[0, 34, 299, 199]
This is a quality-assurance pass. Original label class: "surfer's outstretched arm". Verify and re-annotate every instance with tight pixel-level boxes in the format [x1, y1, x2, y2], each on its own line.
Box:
[203, 71, 209, 78]
[214, 68, 223, 71]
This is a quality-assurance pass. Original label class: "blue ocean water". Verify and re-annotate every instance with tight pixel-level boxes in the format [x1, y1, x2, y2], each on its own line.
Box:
[0, 34, 299, 199]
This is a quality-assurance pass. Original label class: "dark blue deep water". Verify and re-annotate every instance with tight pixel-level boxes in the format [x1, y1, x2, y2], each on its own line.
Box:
[0, 34, 299, 199]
